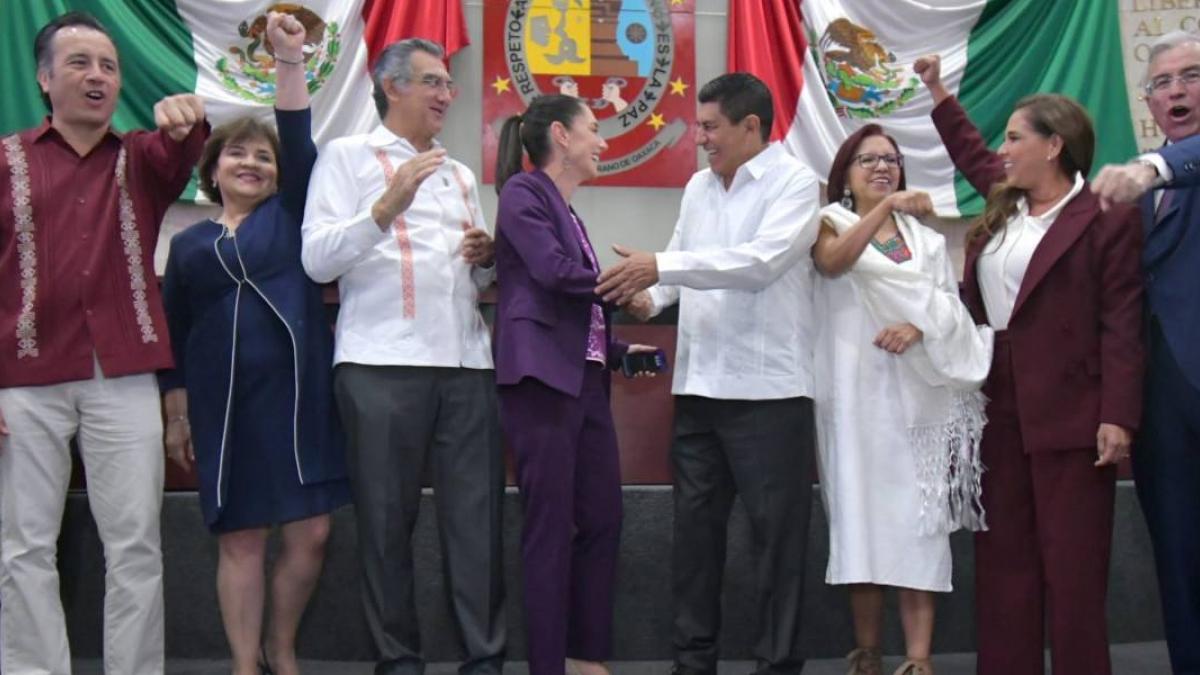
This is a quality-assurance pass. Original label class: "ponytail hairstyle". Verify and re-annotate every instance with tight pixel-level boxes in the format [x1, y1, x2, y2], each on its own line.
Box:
[971, 93, 1094, 243]
[494, 94, 589, 193]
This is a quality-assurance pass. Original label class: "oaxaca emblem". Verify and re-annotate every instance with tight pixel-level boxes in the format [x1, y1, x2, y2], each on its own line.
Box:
[812, 18, 918, 119]
[215, 3, 341, 104]
[482, 0, 697, 188]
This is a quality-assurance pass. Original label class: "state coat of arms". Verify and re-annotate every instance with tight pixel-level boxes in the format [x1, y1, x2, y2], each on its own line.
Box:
[813, 18, 918, 118]
[215, 3, 341, 104]
[482, 0, 697, 187]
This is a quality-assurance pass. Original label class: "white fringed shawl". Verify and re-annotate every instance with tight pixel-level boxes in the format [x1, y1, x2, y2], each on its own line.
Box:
[820, 203, 994, 534]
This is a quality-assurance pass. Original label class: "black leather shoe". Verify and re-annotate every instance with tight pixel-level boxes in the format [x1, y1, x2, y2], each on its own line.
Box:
[374, 658, 426, 675]
[670, 664, 715, 675]
[748, 661, 806, 675]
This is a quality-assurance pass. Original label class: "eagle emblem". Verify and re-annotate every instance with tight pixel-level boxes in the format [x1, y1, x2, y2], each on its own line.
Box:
[214, 3, 341, 104]
[814, 18, 919, 118]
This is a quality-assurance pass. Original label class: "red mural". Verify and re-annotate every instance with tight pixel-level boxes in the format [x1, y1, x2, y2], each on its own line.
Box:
[482, 0, 696, 187]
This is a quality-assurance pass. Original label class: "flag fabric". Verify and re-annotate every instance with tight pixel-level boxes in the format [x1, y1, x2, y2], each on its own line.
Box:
[0, 1, 199, 141]
[727, 0, 806, 143]
[362, 0, 469, 70]
[0, 1, 469, 199]
[182, 0, 377, 158]
[729, 0, 1136, 217]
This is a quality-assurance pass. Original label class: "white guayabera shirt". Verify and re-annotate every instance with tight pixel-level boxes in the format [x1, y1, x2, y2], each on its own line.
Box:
[647, 143, 821, 401]
[302, 126, 495, 369]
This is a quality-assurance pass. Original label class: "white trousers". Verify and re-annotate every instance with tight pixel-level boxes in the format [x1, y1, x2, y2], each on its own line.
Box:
[0, 363, 164, 675]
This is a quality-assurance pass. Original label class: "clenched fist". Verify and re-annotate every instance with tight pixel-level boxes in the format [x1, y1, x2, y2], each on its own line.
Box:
[887, 190, 934, 218]
[265, 11, 306, 62]
[913, 55, 950, 106]
[154, 94, 205, 142]
[1092, 161, 1159, 211]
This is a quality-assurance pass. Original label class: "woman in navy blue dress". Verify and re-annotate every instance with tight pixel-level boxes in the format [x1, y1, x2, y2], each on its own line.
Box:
[159, 13, 349, 675]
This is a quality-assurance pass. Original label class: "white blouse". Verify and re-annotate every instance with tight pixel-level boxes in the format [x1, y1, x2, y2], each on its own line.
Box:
[977, 172, 1084, 330]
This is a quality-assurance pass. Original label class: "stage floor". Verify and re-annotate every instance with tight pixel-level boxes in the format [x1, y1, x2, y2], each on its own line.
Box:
[74, 641, 1171, 675]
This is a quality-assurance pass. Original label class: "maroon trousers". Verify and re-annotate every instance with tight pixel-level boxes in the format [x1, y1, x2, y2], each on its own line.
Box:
[975, 333, 1116, 675]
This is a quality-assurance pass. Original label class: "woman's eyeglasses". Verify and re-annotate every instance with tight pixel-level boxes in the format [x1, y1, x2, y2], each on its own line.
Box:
[853, 153, 904, 169]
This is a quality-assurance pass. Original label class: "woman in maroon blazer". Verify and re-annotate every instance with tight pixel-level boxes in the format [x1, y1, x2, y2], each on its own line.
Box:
[492, 94, 655, 675]
[915, 56, 1144, 674]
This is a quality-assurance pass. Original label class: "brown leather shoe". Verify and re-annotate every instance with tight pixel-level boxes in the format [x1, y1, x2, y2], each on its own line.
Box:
[845, 647, 883, 675]
[892, 659, 933, 675]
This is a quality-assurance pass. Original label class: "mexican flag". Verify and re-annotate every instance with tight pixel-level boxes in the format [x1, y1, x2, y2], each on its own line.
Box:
[729, 0, 1136, 217]
[0, 0, 468, 199]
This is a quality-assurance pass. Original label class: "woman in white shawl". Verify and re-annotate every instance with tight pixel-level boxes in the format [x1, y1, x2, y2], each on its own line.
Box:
[811, 125, 992, 675]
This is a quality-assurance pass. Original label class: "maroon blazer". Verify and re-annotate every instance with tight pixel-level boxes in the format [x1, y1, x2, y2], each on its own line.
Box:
[932, 97, 1144, 452]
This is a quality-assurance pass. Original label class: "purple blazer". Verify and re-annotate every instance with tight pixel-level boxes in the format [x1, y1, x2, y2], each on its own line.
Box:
[493, 170, 628, 396]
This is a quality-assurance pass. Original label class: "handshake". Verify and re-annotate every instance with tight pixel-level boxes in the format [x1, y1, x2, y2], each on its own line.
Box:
[595, 244, 658, 321]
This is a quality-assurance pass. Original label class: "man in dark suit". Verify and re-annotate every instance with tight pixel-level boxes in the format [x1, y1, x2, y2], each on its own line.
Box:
[1094, 30, 1200, 675]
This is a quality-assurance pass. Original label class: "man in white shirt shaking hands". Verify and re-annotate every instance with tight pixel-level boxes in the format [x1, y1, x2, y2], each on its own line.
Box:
[301, 39, 504, 675]
[598, 72, 821, 675]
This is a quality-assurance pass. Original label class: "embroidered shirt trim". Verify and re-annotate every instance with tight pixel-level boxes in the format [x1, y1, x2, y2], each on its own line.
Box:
[448, 164, 477, 233]
[115, 147, 158, 343]
[3, 135, 40, 359]
[373, 150, 418, 319]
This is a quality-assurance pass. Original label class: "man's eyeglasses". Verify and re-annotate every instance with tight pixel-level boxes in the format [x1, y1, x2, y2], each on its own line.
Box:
[412, 74, 459, 96]
[1144, 68, 1200, 95]
[853, 153, 903, 169]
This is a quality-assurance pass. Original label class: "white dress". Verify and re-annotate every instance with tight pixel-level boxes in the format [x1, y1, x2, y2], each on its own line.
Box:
[815, 267, 953, 591]
[813, 207, 990, 592]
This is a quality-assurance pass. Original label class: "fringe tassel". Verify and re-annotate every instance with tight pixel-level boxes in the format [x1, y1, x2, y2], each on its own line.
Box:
[907, 390, 989, 535]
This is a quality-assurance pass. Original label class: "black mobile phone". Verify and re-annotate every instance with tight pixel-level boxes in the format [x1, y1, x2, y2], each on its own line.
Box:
[620, 349, 668, 378]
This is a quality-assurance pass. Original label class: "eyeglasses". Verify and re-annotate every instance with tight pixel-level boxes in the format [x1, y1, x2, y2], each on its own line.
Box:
[853, 153, 903, 169]
[1144, 68, 1200, 95]
[411, 74, 459, 96]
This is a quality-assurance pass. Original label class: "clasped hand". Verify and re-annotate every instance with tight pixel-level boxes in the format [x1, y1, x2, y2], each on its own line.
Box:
[874, 323, 922, 354]
[596, 244, 658, 305]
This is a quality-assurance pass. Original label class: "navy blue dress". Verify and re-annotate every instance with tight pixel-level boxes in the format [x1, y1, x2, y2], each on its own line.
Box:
[160, 108, 350, 532]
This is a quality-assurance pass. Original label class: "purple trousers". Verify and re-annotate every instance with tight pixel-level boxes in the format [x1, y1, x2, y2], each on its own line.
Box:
[498, 365, 622, 675]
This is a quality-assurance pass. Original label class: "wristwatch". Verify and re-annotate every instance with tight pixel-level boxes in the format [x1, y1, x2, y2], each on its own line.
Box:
[1134, 158, 1166, 188]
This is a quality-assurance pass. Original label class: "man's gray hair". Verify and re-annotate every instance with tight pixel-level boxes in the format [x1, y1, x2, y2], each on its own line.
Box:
[1144, 31, 1200, 85]
[371, 38, 445, 119]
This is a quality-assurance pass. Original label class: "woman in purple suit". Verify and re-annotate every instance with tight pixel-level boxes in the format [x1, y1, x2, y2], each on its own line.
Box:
[493, 95, 656, 675]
